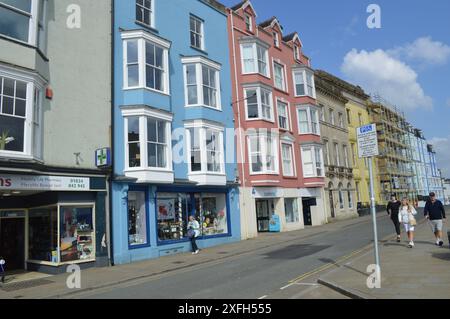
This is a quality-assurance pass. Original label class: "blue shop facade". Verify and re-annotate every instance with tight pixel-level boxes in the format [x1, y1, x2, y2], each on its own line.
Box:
[111, 0, 241, 264]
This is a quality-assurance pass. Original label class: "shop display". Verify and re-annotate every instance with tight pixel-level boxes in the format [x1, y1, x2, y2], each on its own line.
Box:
[128, 191, 148, 246]
[28, 207, 58, 262]
[60, 206, 94, 262]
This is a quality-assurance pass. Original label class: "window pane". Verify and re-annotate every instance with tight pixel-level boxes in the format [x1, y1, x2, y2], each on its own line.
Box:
[146, 42, 155, 65]
[146, 66, 155, 88]
[246, 89, 258, 118]
[16, 81, 27, 99]
[186, 64, 196, 84]
[155, 46, 163, 68]
[2, 96, 14, 114]
[157, 193, 191, 241]
[242, 45, 255, 73]
[128, 117, 140, 167]
[285, 198, 299, 223]
[127, 65, 139, 87]
[298, 109, 309, 133]
[128, 192, 148, 246]
[3, 78, 14, 96]
[127, 40, 138, 63]
[28, 207, 58, 262]
[154, 68, 164, 91]
[3, 0, 32, 12]
[0, 6, 30, 42]
[197, 194, 228, 236]
[187, 86, 197, 105]
[0, 114, 25, 152]
[190, 128, 201, 171]
[147, 118, 157, 142]
[60, 206, 94, 262]
[157, 121, 166, 143]
[15, 98, 26, 117]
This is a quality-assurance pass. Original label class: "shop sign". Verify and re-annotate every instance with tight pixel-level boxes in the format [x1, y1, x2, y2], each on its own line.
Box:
[0, 174, 90, 191]
[252, 187, 283, 198]
[95, 147, 111, 168]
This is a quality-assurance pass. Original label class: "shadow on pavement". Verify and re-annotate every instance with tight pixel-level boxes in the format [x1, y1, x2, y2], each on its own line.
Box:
[264, 244, 330, 260]
[431, 252, 450, 261]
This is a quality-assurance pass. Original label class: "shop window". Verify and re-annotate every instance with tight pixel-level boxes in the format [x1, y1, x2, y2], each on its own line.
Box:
[195, 193, 228, 236]
[128, 191, 148, 247]
[60, 206, 94, 262]
[157, 192, 191, 241]
[28, 207, 58, 262]
[285, 198, 299, 223]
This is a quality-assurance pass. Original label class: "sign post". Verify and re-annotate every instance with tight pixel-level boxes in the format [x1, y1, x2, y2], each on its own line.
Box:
[357, 124, 380, 270]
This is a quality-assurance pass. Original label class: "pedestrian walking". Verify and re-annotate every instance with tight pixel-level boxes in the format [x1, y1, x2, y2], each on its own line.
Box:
[187, 215, 200, 254]
[387, 194, 402, 242]
[0, 257, 5, 283]
[398, 198, 418, 248]
[424, 192, 446, 247]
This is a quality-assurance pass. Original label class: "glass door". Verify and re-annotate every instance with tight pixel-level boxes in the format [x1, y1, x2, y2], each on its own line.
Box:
[256, 200, 271, 232]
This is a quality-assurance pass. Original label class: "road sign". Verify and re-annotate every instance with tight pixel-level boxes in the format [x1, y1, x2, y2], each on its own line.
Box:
[357, 124, 379, 158]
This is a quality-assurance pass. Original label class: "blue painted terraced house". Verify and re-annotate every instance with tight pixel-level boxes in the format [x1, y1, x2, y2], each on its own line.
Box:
[111, 0, 241, 264]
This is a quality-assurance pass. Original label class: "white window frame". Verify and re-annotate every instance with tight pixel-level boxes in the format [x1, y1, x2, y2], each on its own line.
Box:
[245, 14, 253, 32]
[276, 99, 290, 130]
[273, 60, 286, 92]
[122, 106, 173, 173]
[281, 142, 295, 177]
[296, 104, 320, 135]
[185, 121, 225, 176]
[334, 142, 341, 166]
[240, 42, 270, 77]
[243, 86, 274, 122]
[300, 144, 324, 178]
[189, 15, 204, 51]
[122, 30, 171, 95]
[293, 67, 316, 98]
[181, 56, 222, 110]
[343, 144, 349, 168]
[0, 0, 41, 46]
[273, 32, 279, 47]
[136, 0, 155, 28]
[294, 44, 300, 61]
[247, 132, 279, 175]
[0, 66, 45, 160]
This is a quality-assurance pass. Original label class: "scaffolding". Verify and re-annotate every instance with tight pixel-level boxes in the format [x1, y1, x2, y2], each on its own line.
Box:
[368, 94, 416, 203]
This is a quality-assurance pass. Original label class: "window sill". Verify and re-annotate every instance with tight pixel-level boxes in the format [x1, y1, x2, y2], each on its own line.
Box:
[298, 132, 321, 137]
[190, 45, 208, 55]
[0, 151, 40, 161]
[249, 172, 279, 176]
[134, 20, 158, 34]
[246, 118, 275, 124]
[273, 86, 289, 95]
[185, 104, 222, 112]
[123, 86, 170, 97]
[242, 72, 271, 79]
[125, 168, 174, 184]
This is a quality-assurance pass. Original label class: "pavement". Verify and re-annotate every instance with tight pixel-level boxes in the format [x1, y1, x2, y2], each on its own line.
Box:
[318, 218, 450, 299]
[0, 209, 448, 299]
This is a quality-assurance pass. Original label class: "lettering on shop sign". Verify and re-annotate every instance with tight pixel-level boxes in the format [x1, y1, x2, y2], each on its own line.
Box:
[0, 177, 12, 187]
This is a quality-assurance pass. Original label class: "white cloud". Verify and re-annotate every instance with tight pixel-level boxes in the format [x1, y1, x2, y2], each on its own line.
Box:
[429, 136, 450, 178]
[341, 49, 433, 110]
[389, 37, 450, 66]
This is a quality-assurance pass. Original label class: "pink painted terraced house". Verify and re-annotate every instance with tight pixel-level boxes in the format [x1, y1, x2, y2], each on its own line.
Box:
[227, 1, 327, 239]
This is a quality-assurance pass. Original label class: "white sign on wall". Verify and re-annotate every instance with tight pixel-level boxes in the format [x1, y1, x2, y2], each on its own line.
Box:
[0, 174, 90, 191]
[357, 124, 379, 158]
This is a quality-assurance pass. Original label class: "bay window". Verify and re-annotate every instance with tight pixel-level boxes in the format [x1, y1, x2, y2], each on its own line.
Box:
[248, 132, 279, 174]
[244, 86, 273, 121]
[0, 69, 43, 159]
[293, 67, 316, 98]
[277, 100, 289, 130]
[297, 105, 320, 135]
[122, 30, 170, 94]
[273, 62, 286, 91]
[0, 0, 44, 47]
[241, 42, 269, 77]
[185, 121, 225, 185]
[281, 143, 295, 177]
[301, 144, 324, 178]
[182, 57, 221, 109]
[122, 106, 173, 183]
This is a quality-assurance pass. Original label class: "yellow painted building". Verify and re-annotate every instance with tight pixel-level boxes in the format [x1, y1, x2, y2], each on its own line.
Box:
[315, 71, 382, 207]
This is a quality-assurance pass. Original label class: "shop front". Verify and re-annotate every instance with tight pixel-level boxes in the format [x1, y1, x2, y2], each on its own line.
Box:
[0, 173, 108, 274]
[111, 183, 241, 265]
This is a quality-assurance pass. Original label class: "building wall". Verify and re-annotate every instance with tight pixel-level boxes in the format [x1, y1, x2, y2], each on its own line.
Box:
[44, 0, 111, 168]
[316, 86, 357, 221]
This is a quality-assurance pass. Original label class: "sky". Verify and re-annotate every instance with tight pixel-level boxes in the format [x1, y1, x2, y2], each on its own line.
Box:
[221, 0, 450, 177]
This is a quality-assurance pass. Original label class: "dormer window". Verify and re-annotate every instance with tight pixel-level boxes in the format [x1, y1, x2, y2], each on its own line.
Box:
[294, 44, 300, 61]
[273, 32, 279, 47]
[245, 14, 252, 32]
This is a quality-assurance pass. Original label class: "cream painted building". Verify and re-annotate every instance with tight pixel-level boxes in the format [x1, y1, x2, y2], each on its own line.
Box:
[315, 71, 358, 221]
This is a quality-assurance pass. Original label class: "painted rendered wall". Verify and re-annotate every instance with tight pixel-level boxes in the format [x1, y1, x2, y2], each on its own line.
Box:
[43, 0, 111, 169]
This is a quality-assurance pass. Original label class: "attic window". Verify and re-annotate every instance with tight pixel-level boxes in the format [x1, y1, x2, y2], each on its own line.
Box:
[245, 14, 252, 32]
[273, 32, 279, 47]
[294, 44, 300, 60]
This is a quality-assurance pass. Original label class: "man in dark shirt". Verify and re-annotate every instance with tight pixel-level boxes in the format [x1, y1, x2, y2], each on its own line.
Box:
[424, 192, 446, 247]
[387, 194, 402, 242]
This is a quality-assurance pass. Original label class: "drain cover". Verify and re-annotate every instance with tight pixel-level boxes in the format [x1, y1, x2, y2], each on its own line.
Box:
[0, 278, 54, 292]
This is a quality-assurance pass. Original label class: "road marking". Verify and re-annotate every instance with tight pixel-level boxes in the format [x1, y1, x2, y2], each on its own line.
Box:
[288, 246, 370, 284]
[258, 295, 268, 299]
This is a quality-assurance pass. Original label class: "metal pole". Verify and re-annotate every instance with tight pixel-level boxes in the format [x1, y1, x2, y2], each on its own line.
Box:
[368, 158, 380, 268]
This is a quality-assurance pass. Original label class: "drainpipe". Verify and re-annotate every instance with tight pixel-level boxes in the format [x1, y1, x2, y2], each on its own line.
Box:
[230, 10, 249, 240]
[108, 0, 115, 266]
